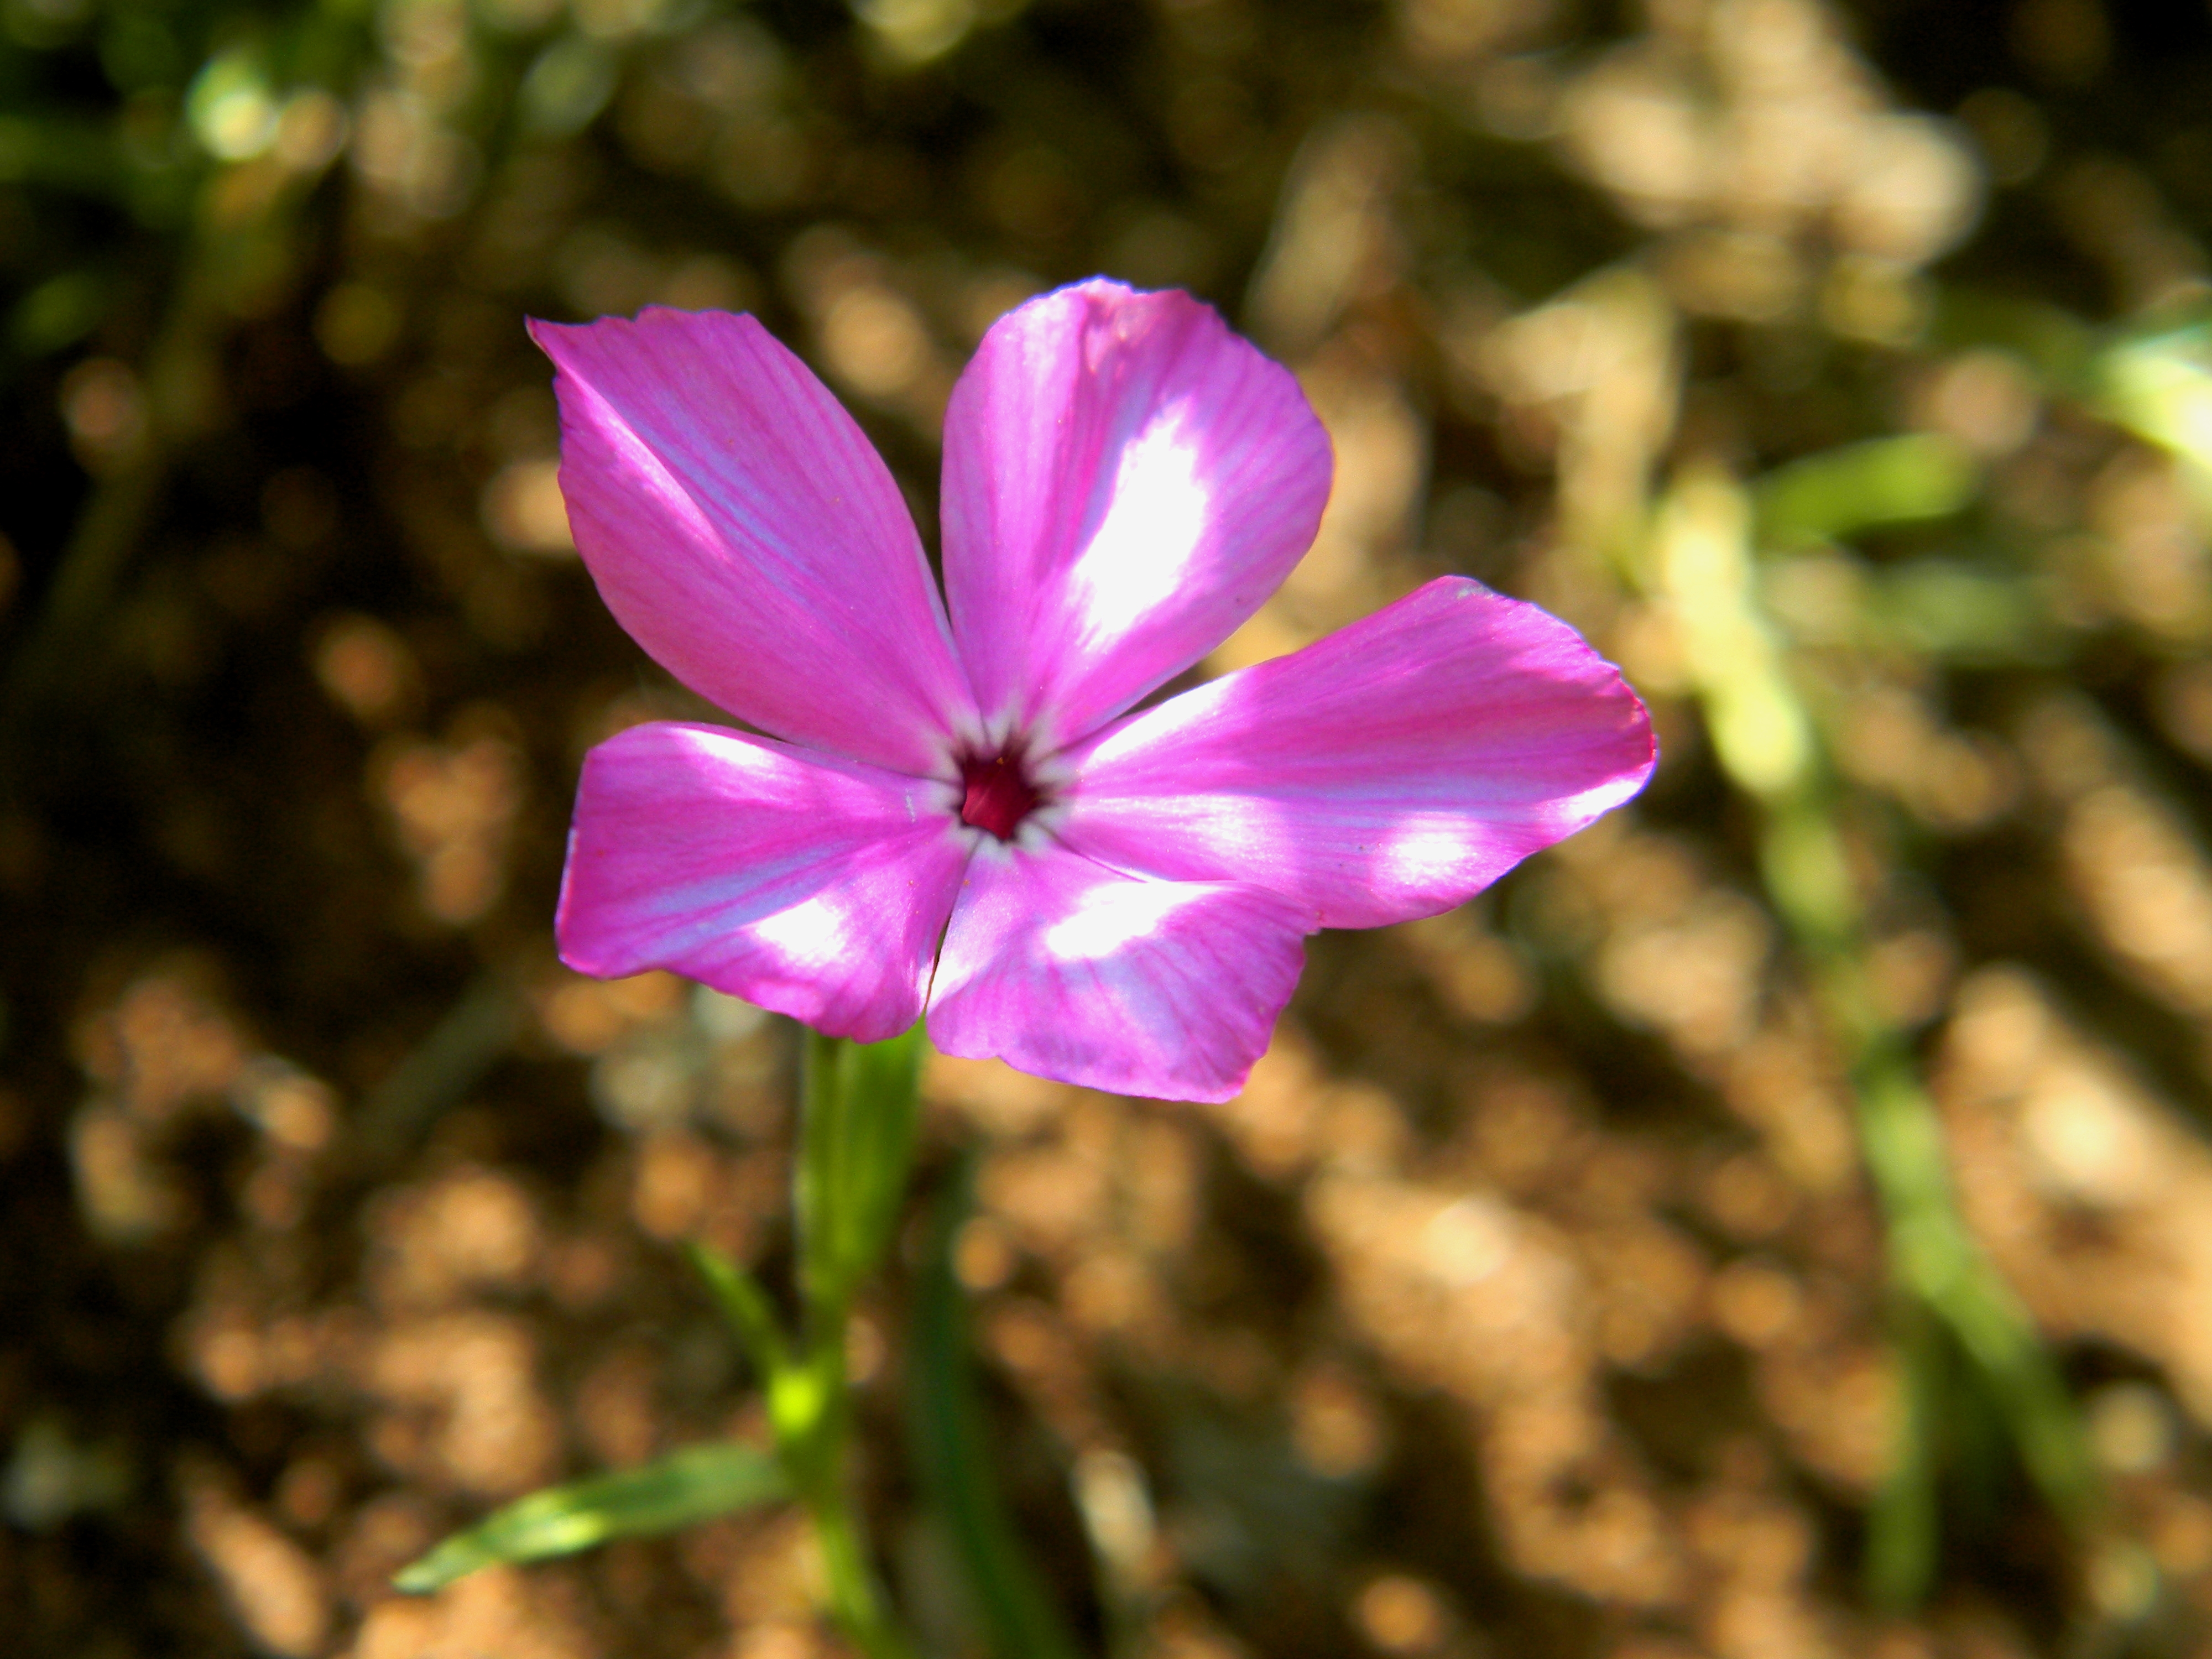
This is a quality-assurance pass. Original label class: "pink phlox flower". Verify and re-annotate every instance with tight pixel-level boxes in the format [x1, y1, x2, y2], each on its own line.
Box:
[530, 279, 1654, 1102]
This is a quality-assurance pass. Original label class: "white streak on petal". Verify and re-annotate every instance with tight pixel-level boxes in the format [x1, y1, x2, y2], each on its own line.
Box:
[1063, 404, 1214, 653]
[1040, 878, 1195, 963]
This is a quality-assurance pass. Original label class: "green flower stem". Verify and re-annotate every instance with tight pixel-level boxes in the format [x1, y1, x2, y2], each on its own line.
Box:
[804, 1447, 915, 1659]
[773, 1340, 914, 1659]
[773, 1026, 925, 1659]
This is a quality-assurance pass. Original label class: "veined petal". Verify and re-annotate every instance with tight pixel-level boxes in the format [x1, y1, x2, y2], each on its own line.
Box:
[940, 280, 1332, 752]
[1058, 577, 1656, 929]
[926, 842, 1310, 1103]
[559, 722, 971, 1042]
[531, 310, 977, 778]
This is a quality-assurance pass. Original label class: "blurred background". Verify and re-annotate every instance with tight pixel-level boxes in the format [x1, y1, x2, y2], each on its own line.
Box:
[10, 0, 2212, 1654]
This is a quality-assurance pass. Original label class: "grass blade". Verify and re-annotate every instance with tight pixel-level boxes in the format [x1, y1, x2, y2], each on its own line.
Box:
[909, 1156, 1087, 1659]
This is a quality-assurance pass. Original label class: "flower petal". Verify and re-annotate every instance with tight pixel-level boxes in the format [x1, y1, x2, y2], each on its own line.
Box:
[1058, 577, 1656, 928]
[926, 842, 1310, 1103]
[559, 722, 971, 1042]
[940, 280, 1332, 751]
[531, 309, 977, 777]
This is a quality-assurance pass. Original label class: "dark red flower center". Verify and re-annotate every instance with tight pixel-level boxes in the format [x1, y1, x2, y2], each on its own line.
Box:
[958, 748, 1042, 841]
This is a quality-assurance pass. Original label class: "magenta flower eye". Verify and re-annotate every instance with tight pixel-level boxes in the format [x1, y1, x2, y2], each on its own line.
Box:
[957, 748, 1045, 842]
[530, 280, 1655, 1102]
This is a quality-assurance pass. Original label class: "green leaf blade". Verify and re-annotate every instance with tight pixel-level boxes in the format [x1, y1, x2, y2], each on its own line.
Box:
[392, 1440, 790, 1594]
[687, 1239, 791, 1383]
[909, 1158, 1088, 1659]
[1756, 434, 1979, 549]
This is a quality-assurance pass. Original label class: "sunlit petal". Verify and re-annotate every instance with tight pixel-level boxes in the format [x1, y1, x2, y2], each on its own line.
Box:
[1058, 576, 1656, 928]
[940, 280, 1332, 750]
[926, 841, 1310, 1102]
[531, 309, 978, 776]
[560, 722, 971, 1041]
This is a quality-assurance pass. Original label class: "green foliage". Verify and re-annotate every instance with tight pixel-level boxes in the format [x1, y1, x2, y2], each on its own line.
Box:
[910, 1157, 1087, 1659]
[2099, 315, 2212, 487]
[1863, 560, 2056, 662]
[687, 1238, 791, 1384]
[1756, 434, 1980, 549]
[691, 1030, 931, 1659]
[11, 269, 109, 354]
[1764, 552, 2057, 663]
[391, 1440, 789, 1593]
[394, 1024, 934, 1652]
[1643, 463, 2095, 1607]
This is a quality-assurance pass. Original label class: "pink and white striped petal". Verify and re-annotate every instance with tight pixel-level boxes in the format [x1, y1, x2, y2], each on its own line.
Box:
[940, 281, 1332, 753]
[1058, 577, 1656, 930]
[559, 722, 971, 1042]
[532, 310, 977, 778]
[926, 843, 1310, 1102]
